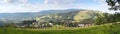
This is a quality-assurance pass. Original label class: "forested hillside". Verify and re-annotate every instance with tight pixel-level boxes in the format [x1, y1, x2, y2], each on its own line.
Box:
[0, 9, 81, 23]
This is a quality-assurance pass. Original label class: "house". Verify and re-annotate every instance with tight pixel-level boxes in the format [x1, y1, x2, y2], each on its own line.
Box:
[78, 23, 93, 27]
[78, 24, 84, 27]
[40, 22, 53, 28]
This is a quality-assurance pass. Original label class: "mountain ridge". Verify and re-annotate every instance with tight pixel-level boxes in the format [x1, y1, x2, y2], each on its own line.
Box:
[0, 9, 103, 23]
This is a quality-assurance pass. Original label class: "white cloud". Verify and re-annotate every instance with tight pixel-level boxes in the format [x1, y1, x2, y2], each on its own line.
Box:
[0, 0, 78, 13]
[44, 0, 49, 4]
[93, 0, 105, 2]
[0, 0, 28, 3]
[93, 0, 106, 4]
[0, 0, 13, 3]
[44, 0, 76, 4]
[0, 0, 117, 13]
[18, 0, 28, 3]
[87, 0, 119, 13]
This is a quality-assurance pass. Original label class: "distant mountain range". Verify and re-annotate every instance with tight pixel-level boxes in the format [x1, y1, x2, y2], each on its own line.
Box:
[0, 9, 102, 23]
[0, 9, 80, 19]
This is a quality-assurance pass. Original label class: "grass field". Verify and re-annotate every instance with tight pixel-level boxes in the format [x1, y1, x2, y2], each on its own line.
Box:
[0, 23, 120, 34]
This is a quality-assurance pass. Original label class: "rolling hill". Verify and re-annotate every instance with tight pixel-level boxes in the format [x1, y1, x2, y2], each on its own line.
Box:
[0, 9, 103, 24]
[35, 10, 103, 24]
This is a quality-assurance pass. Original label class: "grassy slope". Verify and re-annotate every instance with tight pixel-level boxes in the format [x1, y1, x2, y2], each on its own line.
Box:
[0, 23, 120, 34]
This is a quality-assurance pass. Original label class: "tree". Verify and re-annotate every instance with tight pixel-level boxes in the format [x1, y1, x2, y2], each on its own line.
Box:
[106, 0, 120, 10]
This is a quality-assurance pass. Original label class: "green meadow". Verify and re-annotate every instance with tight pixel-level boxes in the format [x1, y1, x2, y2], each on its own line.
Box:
[0, 23, 120, 34]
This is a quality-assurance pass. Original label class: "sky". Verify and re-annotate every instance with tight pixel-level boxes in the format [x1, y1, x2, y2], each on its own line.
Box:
[0, 0, 119, 13]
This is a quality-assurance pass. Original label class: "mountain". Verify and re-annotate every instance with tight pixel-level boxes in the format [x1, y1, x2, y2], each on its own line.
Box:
[0, 9, 80, 18]
[35, 10, 103, 24]
[0, 9, 103, 22]
[37, 9, 80, 15]
[0, 9, 81, 22]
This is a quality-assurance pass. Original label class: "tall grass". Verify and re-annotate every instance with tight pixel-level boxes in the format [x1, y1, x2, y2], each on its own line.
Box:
[0, 23, 120, 34]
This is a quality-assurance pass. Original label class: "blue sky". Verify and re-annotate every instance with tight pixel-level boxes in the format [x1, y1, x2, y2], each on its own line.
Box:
[0, 0, 118, 13]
